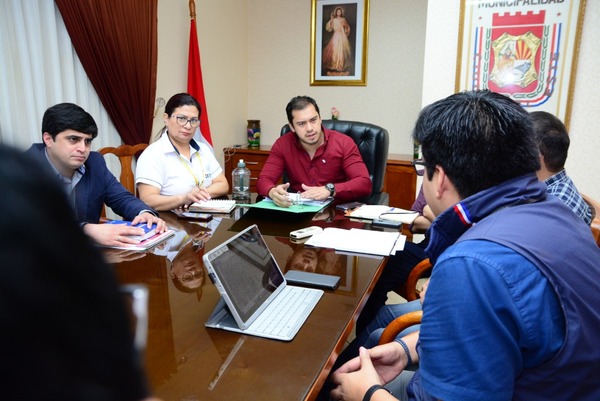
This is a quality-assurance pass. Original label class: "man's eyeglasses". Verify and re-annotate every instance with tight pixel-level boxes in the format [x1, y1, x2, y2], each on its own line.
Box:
[412, 159, 426, 177]
[171, 115, 201, 128]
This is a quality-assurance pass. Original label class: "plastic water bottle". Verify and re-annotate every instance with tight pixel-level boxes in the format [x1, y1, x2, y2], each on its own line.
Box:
[232, 159, 250, 200]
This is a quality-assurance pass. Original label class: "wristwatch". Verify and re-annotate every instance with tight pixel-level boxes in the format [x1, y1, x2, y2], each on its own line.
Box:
[325, 183, 335, 197]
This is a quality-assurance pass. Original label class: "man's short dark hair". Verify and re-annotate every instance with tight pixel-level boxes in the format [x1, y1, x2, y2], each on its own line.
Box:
[41, 103, 98, 140]
[531, 111, 569, 173]
[286, 96, 320, 125]
[412, 90, 540, 199]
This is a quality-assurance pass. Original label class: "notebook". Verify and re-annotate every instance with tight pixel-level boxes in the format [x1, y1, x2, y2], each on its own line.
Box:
[101, 229, 175, 251]
[189, 199, 236, 213]
[204, 224, 324, 341]
[104, 220, 157, 241]
[347, 205, 419, 224]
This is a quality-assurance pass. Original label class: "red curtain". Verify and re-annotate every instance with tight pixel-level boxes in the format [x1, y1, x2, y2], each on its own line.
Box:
[188, 16, 213, 145]
[55, 0, 158, 145]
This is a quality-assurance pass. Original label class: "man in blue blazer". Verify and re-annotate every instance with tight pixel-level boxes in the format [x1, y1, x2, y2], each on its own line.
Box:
[26, 103, 166, 247]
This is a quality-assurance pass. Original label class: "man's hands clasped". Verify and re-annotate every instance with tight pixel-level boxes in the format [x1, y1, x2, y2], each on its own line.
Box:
[268, 183, 331, 208]
[330, 345, 405, 401]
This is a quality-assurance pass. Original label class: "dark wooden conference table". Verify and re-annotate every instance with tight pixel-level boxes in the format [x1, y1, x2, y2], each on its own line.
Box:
[103, 201, 388, 401]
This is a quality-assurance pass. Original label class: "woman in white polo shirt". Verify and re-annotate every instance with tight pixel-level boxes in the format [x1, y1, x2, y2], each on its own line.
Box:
[136, 93, 229, 211]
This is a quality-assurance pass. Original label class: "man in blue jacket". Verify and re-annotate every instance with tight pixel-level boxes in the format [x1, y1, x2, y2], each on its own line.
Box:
[330, 91, 600, 401]
[26, 103, 166, 247]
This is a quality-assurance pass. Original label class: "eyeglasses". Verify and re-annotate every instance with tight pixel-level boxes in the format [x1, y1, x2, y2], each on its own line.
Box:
[179, 269, 203, 283]
[412, 159, 426, 177]
[171, 115, 201, 128]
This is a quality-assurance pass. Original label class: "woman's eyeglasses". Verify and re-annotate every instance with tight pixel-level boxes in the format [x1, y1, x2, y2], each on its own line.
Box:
[412, 159, 427, 177]
[179, 269, 203, 283]
[171, 115, 201, 128]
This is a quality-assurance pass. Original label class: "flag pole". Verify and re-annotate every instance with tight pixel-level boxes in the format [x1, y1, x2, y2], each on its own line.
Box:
[187, 0, 213, 146]
[189, 0, 196, 19]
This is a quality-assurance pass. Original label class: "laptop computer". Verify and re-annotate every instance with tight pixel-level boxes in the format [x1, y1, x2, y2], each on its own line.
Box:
[204, 224, 324, 341]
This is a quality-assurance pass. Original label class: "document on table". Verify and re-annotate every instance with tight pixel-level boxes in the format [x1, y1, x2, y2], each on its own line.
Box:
[304, 227, 406, 256]
[101, 230, 175, 251]
[237, 198, 331, 214]
[346, 205, 419, 224]
[189, 199, 236, 213]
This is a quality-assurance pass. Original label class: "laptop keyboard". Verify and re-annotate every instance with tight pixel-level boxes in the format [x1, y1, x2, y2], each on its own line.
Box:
[248, 285, 322, 339]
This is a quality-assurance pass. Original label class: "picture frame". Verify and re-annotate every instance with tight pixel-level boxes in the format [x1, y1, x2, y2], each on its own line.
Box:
[455, 0, 586, 127]
[310, 0, 370, 86]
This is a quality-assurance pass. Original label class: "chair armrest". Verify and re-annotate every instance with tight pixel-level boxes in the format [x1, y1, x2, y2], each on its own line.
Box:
[403, 258, 432, 301]
[378, 310, 423, 345]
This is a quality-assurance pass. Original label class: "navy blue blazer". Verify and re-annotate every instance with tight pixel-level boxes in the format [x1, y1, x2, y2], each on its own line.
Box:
[26, 143, 156, 223]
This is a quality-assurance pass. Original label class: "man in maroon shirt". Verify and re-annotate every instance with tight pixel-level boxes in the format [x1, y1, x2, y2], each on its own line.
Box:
[256, 96, 371, 207]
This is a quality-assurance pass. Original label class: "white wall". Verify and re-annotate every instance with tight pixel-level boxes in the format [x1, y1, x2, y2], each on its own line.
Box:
[158, 0, 598, 198]
[246, 0, 428, 154]
[2, 1, 595, 198]
[155, 0, 247, 165]
[156, 0, 427, 158]
[421, 0, 600, 200]
[566, 1, 600, 200]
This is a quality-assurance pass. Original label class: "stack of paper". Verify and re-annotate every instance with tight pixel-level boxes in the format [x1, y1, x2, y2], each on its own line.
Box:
[190, 199, 236, 213]
[102, 230, 175, 251]
[347, 205, 419, 224]
[304, 227, 405, 256]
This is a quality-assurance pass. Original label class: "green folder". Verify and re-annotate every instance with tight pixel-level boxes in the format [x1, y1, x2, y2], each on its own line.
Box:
[237, 198, 330, 214]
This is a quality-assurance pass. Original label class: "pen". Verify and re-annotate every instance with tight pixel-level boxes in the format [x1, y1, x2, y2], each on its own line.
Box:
[378, 209, 417, 220]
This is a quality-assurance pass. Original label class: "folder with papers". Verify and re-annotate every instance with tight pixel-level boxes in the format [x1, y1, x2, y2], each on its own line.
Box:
[304, 227, 406, 256]
[346, 205, 419, 225]
[237, 198, 332, 214]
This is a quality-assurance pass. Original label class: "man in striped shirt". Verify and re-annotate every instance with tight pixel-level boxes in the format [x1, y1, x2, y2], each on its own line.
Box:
[532, 111, 592, 225]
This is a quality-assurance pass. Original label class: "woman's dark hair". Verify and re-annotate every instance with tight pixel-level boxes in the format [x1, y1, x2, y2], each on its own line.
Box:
[156, 93, 203, 140]
[170, 242, 205, 294]
[164, 93, 202, 117]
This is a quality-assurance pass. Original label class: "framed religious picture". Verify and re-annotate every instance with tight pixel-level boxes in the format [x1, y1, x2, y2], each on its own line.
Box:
[310, 0, 370, 86]
[456, 0, 586, 127]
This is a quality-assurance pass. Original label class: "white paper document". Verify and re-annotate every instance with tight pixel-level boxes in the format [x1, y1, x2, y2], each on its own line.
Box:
[347, 205, 419, 224]
[189, 199, 236, 213]
[263, 196, 333, 208]
[304, 227, 405, 256]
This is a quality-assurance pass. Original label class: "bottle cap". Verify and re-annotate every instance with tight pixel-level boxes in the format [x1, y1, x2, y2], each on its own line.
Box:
[238, 159, 245, 167]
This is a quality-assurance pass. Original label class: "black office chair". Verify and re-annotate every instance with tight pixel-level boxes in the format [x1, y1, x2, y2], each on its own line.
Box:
[280, 119, 389, 205]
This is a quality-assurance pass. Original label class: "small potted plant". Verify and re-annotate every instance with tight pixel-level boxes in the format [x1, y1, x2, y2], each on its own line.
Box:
[331, 107, 340, 120]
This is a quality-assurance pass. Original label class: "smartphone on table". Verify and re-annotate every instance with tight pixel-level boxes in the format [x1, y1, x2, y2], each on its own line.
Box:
[336, 201, 364, 211]
[284, 270, 341, 290]
[177, 211, 214, 221]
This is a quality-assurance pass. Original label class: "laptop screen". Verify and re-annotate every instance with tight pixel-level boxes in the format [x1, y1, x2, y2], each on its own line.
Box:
[205, 225, 285, 322]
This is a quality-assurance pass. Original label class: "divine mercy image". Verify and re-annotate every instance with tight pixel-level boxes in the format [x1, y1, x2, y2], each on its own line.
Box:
[321, 4, 357, 76]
